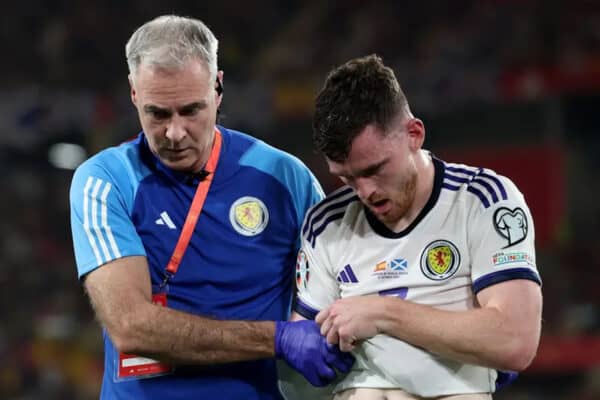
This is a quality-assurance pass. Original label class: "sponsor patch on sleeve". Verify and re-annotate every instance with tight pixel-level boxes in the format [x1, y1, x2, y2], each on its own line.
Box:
[492, 251, 535, 267]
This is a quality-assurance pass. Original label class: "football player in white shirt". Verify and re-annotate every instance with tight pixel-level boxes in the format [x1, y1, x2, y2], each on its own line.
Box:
[285, 55, 542, 400]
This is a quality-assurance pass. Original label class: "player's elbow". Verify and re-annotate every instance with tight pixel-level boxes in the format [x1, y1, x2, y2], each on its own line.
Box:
[502, 346, 537, 371]
[499, 334, 540, 371]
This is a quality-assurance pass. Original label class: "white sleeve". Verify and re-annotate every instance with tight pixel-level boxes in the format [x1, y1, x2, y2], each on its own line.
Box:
[282, 224, 342, 400]
[468, 175, 541, 294]
[293, 232, 340, 319]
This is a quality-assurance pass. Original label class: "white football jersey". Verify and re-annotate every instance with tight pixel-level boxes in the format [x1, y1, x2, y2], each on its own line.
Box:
[293, 156, 541, 397]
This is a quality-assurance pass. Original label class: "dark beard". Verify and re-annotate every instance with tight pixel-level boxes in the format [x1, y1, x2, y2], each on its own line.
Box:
[380, 167, 418, 227]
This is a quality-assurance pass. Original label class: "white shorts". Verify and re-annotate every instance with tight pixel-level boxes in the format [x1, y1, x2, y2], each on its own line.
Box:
[334, 388, 492, 400]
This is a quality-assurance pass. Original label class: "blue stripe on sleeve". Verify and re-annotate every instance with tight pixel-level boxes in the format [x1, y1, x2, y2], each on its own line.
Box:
[443, 182, 462, 191]
[473, 268, 542, 294]
[309, 211, 347, 247]
[480, 171, 508, 200]
[293, 299, 320, 320]
[444, 173, 471, 184]
[303, 187, 353, 235]
[472, 178, 499, 203]
[304, 195, 357, 239]
[445, 165, 477, 176]
[467, 186, 491, 208]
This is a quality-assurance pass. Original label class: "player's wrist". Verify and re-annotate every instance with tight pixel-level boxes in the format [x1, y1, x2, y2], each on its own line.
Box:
[375, 296, 397, 335]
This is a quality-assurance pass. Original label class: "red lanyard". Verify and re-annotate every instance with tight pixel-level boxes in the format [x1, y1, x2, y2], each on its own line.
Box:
[161, 128, 222, 284]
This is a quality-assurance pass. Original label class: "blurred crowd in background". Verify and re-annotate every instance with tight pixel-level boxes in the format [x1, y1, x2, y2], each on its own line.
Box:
[1, 1, 599, 399]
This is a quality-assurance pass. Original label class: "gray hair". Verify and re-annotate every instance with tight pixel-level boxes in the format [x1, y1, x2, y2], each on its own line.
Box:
[125, 15, 219, 80]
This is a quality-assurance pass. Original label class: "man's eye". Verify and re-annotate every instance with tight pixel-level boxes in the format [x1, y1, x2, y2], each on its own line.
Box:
[180, 108, 199, 117]
[152, 110, 170, 120]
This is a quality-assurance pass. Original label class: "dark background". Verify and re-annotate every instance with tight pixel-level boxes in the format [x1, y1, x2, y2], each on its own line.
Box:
[1, 1, 599, 399]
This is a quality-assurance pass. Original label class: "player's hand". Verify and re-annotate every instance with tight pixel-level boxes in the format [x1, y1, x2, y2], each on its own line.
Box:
[316, 296, 383, 352]
[275, 320, 355, 386]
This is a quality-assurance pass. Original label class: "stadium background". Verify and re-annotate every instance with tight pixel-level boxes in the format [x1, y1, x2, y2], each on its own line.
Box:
[1, 1, 599, 398]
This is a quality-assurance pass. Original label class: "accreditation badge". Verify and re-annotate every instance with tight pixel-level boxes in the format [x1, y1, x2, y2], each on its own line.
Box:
[116, 292, 174, 380]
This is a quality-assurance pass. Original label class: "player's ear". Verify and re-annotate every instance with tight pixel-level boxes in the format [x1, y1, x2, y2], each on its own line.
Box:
[406, 118, 425, 151]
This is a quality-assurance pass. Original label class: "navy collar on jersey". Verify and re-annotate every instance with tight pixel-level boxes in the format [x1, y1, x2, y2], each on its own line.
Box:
[138, 129, 224, 186]
[364, 155, 445, 239]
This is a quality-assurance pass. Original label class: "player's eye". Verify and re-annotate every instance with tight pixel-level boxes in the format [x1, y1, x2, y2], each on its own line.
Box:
[361, 161, 387, 178]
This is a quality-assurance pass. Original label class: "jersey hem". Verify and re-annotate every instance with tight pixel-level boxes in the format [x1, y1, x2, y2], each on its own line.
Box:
[77, 252, 147, 280]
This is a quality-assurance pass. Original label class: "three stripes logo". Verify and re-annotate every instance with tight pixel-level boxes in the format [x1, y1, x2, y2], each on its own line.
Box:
[337, 264, 359, 283]
[82, 176, 122, 265]
[302, 187, 359, 248]
[442, 164, 508, 209]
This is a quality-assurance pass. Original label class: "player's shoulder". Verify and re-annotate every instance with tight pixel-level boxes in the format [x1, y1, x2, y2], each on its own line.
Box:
[301, 185, 360, 248]
[441, 159, 524, 211]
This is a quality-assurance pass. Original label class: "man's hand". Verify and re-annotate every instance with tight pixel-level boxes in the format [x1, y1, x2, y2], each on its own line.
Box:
[316, 296, 383, 351]
[275, 320, 354, 386]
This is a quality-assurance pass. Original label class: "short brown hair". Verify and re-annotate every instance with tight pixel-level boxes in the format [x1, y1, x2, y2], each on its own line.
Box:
[313, 54, 408, 161]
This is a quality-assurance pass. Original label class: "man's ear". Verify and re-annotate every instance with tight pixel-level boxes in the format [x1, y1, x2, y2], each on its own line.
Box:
[215, 70, 224, 106]
[128, 75, 137, 106]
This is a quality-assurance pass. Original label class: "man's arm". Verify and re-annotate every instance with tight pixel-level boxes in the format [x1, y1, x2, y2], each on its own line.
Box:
[85, 255, 276, 364]
[86, 255, 353, 386]
[317, 279, 542, 372]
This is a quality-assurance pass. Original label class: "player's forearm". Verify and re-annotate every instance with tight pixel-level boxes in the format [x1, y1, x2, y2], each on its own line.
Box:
[110, 302, 276, 364]
[376, 298, 537, 371]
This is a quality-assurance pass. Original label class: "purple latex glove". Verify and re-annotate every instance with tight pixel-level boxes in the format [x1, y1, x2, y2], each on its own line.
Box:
[275, 320, 355, 387]
[496, 370, 519, 391]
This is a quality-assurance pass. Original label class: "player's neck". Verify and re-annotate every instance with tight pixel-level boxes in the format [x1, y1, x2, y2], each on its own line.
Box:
[387, 151, 434, 232]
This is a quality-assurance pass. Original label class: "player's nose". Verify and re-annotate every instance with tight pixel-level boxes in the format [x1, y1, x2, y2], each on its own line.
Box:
[354, 177, 376, 201]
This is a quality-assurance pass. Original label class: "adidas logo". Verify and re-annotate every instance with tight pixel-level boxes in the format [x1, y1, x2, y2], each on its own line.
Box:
[337, 264, 359, 283]
[155, 211, 176, 230]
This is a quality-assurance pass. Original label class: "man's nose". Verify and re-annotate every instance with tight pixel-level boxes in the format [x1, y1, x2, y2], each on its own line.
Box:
[165, 114, 187, 142]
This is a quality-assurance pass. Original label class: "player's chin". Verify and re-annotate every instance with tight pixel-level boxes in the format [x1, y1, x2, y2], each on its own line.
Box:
[368, 200, 391, 215]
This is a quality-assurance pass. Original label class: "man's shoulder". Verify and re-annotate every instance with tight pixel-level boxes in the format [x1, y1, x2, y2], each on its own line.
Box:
[78, 137, 141, 172]
[223, 126, 319, 197]
[224, 126, 308, 170]
[70, 136, 150, 195]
